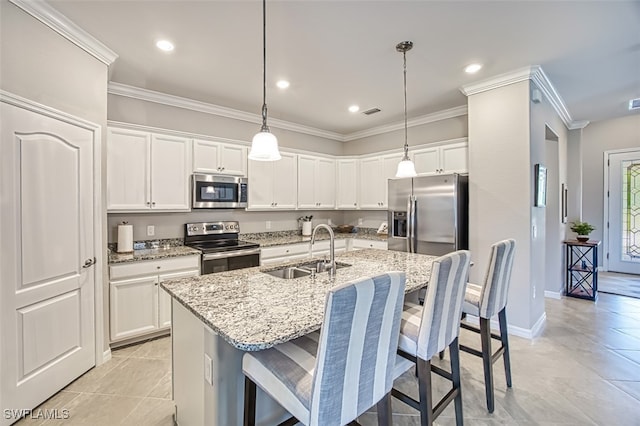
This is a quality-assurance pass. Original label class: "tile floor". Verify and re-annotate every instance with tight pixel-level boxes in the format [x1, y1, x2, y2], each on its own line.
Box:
[599, 271, 640, 299]
[17, 292, 640, 425]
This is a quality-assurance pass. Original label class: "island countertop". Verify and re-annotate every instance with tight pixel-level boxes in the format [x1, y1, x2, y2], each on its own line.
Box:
[161, 248, 436, 351]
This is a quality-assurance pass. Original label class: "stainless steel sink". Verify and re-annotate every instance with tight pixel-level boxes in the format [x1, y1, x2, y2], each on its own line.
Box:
[262, 261, 351, 279]
[263, 267, 312, 279]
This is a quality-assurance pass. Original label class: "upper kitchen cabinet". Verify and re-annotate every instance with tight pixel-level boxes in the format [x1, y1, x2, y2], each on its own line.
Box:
[107, 127, 191, 212]
[412, 141, 468, 175]
[247, 152, 297, 210]
[297, 155, 336, 209]
[336, 159, 358, 209]
[359, 154, 400, 209]
[192, 139, 247, 176]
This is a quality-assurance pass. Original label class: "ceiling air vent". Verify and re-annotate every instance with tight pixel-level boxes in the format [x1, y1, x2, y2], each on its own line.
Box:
[630, 98, 640, 111]
[362, 108, 381, 115]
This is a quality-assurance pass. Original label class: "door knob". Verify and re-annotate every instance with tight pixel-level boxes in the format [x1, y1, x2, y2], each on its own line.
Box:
[82, 257, 96, 268]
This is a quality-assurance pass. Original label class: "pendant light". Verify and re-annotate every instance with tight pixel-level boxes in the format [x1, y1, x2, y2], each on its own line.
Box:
[395, 41, 417, 178]
[248, 0, 281, 161]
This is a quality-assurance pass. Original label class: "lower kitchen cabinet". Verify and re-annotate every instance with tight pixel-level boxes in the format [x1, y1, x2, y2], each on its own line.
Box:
[349, 239, 388, 250]
[260, 239, 357, 265]
[109, 255, 200, 343]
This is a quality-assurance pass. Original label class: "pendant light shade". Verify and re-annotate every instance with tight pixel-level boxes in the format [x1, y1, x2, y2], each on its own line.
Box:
[395, 41, 417, 178]
[248, 0, 281, 161]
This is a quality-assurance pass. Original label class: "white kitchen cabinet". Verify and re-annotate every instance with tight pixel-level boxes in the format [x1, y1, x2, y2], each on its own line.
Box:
[260, 240, 348, 266]
[248, 152, 297, 209]
[192, 139, 247, 176]
[359, 154, 400, 209]
[412, 142, 468, 175]
[107, 127, 191, 211]
[297, 155, 336, 209]
[109, 255, 200, 343]
[336, 159, 358, 209]
[349, 239, 388, 251]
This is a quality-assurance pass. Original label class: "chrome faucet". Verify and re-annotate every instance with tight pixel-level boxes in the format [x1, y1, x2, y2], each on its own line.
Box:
[310, 224, 336, 277]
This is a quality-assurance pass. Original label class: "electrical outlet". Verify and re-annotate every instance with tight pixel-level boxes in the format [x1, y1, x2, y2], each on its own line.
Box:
[328, 218, 333, 226]
[266, 221, 271, 230]
[203, 354, 213, 385]
[358, 218, 363, 225]
[147, 225, 155, 236]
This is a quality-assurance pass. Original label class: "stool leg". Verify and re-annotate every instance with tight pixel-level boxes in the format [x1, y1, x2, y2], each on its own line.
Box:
[450, 338, 463, 426]
[376, 392, 393, 426]
[480, 317, 495, 413]
[499, 308, 512, 388]
[244, 376, 257, 426]
[417, 358, 434, 426]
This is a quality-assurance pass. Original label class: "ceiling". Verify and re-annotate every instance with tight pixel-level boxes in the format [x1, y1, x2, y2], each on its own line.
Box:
[47, 0, 640, 137]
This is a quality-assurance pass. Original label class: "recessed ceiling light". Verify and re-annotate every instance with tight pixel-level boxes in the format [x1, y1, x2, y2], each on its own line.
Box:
[276, 80, 290, 89]
[465, 63, 482, 74]
[156, 40, 174, 52]
[348, 105, 360, 113]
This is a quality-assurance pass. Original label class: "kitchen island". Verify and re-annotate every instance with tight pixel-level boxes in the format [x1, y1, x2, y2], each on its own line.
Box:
[161, 248, 437, 426]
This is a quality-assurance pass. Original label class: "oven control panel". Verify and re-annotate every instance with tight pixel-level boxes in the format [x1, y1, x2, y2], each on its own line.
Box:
[186, 221, 240, 236]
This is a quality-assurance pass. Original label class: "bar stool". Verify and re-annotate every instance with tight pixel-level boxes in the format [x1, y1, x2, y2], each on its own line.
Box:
[391, 250, 472, 426]
[242, 272, 406, 426]
[459, 239, 516, 413]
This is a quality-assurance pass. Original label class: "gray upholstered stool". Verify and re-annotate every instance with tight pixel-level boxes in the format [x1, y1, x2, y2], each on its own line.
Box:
[459, 239, 516, 413]
[242, 272, 406, 426]
[391, 250, 471, 426]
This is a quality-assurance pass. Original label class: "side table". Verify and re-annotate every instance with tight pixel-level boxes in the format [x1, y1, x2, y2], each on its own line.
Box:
[564, 239, 600, 301]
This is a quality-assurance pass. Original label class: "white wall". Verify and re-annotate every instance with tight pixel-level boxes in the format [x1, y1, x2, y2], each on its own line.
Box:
[581, 114, 640, 265]
[467, 81, 535, 332]
[1, 0, 110, 354]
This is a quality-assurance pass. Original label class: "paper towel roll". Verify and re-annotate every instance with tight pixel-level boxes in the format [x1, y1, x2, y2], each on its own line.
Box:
[117, 224, 133, 253]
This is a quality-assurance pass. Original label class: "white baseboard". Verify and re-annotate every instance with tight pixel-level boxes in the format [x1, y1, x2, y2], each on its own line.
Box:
[544, 290, 562, 299]
[464, 311, 546, 340]
[101, 348, 112, 365]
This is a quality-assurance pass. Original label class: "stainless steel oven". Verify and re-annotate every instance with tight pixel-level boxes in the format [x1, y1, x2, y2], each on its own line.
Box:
[192, 174, 248, 209]
[184, 221, 260, 275]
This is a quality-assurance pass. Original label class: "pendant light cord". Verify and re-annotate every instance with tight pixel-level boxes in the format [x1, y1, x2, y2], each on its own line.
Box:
[261, 0, 269, 132]
[402, 49, 409, 159]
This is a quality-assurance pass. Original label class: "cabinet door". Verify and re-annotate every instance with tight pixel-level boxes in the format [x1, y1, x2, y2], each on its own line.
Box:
[248, 159, 274, 209]
[110, 275, 159, 341]
[441, 143, 468, 173]
[382, 154, 401, 208]
[272, 152, 298, 209]
[413, 147, 440, 175]
[317, 158, 336, 208]
[107, 128, 150, 210]
[150, 134, 191, 210]
[297, 155, 317, 209]
[158, 269, 200, 329]
[219, 144, 247, 176]
[192, 139, 220, 173]
[336, 159, 358, 209]
[359, 158, 383, 209]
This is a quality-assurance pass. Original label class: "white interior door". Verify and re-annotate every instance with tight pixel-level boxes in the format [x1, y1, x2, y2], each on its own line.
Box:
[1, 101, 96, 423]
[608, 150, 640, 274]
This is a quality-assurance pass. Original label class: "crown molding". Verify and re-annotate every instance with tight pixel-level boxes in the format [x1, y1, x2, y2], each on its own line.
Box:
[108, 82, 346, 141]
[343, 105, 468, 142]
[9, 0, 117, 65]
[460, 65, 590, 130]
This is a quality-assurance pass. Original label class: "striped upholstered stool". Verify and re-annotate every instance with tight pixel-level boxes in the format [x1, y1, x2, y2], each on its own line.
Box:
[391, 250, 471, 426]
[459, 239, 516, 413]
[242, 272, 406, 426]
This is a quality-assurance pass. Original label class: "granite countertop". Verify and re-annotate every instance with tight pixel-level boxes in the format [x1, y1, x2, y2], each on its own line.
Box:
[108, 245, 201, 264]
[242, 230, 388, 248]
[161, 248, 435, 351]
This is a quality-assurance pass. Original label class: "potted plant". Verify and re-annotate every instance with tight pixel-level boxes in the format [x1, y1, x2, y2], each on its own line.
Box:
[570, 221, 595, 242]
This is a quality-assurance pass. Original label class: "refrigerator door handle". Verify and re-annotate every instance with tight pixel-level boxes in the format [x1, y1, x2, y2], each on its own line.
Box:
[410, 195, 417, 253]
[406, 195, 413, 253]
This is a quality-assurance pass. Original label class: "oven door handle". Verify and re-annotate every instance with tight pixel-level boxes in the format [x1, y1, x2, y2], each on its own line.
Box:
[202, 248, 261, 260]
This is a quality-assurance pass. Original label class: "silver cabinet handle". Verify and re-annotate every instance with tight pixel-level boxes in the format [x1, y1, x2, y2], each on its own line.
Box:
[82, 257, 96, 268]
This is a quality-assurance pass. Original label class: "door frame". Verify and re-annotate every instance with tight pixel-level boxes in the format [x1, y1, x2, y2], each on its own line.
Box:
[602, 148, 640, 273]
[1, 90, 107, 365]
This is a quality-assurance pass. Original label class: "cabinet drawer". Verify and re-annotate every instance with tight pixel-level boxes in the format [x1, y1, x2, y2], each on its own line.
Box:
[260, 243, 310, 260]
[110, 255, 200, 281]
[311, 239, 347, 253]
[351, 239, 388, 250]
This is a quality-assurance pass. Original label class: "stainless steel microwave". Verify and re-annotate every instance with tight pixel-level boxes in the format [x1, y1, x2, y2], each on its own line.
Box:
[192, 174, 248, 209]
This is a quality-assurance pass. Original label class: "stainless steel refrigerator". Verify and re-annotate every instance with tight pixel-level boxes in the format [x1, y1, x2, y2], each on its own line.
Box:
[388, 173, 468, 256]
